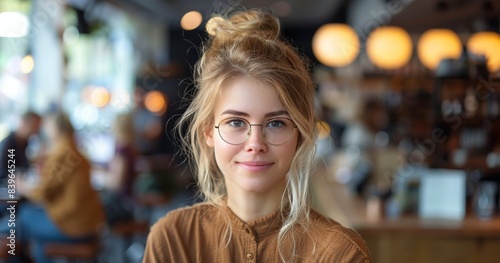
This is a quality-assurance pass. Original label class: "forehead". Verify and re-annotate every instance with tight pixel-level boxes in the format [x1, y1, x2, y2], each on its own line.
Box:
[214, 76, 286, 117]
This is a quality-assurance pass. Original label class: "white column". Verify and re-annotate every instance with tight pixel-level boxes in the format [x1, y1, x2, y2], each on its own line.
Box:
[29, 0, 65, 113]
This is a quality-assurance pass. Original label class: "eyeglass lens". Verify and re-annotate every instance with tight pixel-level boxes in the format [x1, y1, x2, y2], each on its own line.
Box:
[217, 118, 296, 145]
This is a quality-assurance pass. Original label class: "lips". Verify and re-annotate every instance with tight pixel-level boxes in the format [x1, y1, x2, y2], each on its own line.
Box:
[237, 161, 274, 172]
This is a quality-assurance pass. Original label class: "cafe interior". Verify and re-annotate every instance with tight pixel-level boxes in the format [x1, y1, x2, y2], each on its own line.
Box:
[1, 0, 500, 262]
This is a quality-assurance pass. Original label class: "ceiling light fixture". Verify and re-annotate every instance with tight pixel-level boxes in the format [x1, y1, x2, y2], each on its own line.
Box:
[312, 23, 360, 67]
[180, 11, 202, 31]
[417, 28, 462, 70]
[367, 26, 413, 70]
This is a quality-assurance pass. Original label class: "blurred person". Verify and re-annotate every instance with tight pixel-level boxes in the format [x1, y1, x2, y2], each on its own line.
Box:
[0, 111, 41, 184]
[103, 112, 137, 197]
[99, 112, 137, 225]
[131, 86, 180, 199]
[132, 86, 163, 155]
[11, 111, 105, 263]
[144, 9, 371, 263]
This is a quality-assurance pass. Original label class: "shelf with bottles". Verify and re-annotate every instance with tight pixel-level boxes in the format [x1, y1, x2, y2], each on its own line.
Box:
[430, 62, 500, 178]
[390, 77, 434, 142]
[433, 90, 500, 127]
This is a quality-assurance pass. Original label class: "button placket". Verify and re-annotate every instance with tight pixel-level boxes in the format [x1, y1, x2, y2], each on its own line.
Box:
[244, 226, 257, 262]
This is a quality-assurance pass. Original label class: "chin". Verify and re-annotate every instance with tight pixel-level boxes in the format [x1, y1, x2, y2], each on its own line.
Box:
[233, 176, 286, 195]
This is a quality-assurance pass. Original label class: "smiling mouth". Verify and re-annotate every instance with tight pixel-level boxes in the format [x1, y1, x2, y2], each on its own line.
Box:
[237, 161, 274, 171]
[237, 161, 273, 166]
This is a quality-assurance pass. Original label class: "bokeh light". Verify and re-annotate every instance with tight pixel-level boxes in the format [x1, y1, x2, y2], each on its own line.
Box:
[90, 87, 111, 108]
[0, 12, 29, 37]
[180, 11, 203, 31]
[367, 26, 413, 70]
[467, 31, 500, 73]
[417, 29, 462, 70]
[20, 55, 34, 74]
[144, 90, 167, 115]
[110, 90, 131, 111]
[312, 24, 360, 67]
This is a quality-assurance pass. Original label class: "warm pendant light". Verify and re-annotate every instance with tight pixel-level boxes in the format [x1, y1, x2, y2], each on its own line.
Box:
[312, 23, 360, 67]
[467, 31, 500, 73]
[180, 11, 202, 31]
[367, 26, 413, 70]
[417, 29, 462, 70]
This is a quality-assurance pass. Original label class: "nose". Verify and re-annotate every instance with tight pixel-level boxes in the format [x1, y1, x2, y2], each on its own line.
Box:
[244, 125, 268, 152]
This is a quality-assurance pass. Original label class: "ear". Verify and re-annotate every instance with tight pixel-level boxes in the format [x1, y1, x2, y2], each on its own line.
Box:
[205, 128, 214, 147]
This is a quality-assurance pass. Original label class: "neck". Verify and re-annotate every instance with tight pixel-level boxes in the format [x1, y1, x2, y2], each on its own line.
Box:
[226, 184, 285, 222]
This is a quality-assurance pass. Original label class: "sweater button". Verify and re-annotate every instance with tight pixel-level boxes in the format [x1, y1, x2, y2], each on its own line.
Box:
[246, 253, 254, 260]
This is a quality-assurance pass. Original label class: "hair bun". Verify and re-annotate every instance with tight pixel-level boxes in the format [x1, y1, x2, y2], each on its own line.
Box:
[210, 10, 280, 46]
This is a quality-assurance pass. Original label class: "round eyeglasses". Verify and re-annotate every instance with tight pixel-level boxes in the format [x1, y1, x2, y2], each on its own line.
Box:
[215, 117, 297, 145]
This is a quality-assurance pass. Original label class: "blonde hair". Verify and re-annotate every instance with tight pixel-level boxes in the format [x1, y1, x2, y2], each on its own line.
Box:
[177, 9, 317, 262]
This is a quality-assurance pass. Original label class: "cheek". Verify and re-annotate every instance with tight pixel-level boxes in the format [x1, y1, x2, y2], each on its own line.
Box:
[213, 138, 239, 163]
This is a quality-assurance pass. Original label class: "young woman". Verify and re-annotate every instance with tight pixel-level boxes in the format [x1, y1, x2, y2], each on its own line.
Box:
[144, 9, 371, 263]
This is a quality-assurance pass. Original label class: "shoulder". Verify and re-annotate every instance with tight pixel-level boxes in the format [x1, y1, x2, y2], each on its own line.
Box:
[308, 209, 371, 262]
[45, 147, 90, 171]
[150, 202, 219, 234]
[0, 133, 16, 149]
[158, 202, 217, 220]
[145, 203, 220, 261]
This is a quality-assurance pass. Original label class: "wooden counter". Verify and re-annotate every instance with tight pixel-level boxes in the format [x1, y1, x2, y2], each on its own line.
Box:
[310, 162, 500, 263]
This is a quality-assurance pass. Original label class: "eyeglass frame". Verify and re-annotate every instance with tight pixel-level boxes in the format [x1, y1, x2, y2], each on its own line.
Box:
[214, 117, 298, 146]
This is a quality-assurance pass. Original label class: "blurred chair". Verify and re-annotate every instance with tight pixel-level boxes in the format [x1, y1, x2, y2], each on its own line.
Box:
[43, 223, 105, 263]
[100, 193, 171, 263]
[44, 237, 100, 263]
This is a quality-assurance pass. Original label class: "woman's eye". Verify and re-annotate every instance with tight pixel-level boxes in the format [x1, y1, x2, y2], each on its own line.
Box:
[226, 119, 246, 128]
[267, 119, 285, 128]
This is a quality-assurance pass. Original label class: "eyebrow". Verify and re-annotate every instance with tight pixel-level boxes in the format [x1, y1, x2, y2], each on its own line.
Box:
[220, 110, 290, 118]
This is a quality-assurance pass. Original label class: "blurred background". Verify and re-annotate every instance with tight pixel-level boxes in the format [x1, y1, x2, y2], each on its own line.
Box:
[1, 0, 500, 262]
